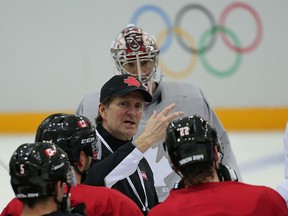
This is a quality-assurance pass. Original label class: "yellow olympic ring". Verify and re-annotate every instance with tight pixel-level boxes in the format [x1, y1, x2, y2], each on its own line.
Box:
[157, 27, 197, 79]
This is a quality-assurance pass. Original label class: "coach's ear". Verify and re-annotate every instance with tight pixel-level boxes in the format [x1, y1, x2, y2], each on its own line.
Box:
[98, 103, 107, 120]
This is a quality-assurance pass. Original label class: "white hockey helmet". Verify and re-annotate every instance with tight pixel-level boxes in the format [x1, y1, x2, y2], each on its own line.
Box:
[111, 24, 161, 91]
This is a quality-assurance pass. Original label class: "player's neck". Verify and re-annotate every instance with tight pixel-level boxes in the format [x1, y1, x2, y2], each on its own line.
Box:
[22, 199, 56, 216]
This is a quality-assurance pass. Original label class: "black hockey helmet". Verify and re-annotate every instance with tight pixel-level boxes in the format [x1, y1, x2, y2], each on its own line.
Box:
[9, 142, 71, 199]
[163, 115, 222, 170]
[35, 113, 98, 165]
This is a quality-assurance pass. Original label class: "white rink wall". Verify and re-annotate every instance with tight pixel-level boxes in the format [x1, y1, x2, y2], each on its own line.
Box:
[0, 0, 288, 112]
[0, 131, 285, 211]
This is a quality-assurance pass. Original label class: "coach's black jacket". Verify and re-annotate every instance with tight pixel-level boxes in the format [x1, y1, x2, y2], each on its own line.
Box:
[84, 124, 159, 214]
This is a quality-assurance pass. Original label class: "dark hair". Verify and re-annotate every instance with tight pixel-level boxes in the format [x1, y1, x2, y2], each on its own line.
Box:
[95, 95, 116, 125]
[20, 197, 50, 209]
[180, 161, 214, 186]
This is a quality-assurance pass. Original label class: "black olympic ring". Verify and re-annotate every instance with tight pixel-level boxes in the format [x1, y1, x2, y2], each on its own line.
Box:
[130, 3, 263, 77]
[174, 4, 217, 54]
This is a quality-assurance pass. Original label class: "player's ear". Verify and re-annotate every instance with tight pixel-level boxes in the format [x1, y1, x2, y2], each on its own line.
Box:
[77, 151, 86, 170]
[55, 181, 64, 202]
[214, 146, 219, 163]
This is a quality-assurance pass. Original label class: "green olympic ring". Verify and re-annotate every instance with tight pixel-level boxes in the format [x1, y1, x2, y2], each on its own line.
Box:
[199, 26, 242, 77]
[130, 2, 262, 78]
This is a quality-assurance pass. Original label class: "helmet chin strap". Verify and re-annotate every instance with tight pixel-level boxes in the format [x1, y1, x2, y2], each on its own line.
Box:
[54, 181, 71, 212]
[216, 163, 238, 182]
[147, 80, 154, 95]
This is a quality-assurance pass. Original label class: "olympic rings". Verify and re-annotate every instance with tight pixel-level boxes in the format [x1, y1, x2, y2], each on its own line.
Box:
[158, 27, 198, 79]
[199, 26, 242, 77]
[219, 2, 263, 53]
[174, 4, 217, 54]
[130, 2, 263, 78]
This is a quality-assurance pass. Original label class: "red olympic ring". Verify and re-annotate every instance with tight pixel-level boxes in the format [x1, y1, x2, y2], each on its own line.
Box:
[130, 2, 263, 78]
[219, 2, 263, 53]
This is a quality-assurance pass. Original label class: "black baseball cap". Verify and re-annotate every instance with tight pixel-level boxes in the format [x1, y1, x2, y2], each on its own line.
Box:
[100, 74, 152, 103]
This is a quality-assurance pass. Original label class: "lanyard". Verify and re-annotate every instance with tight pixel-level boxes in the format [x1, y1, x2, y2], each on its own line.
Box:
[96, 130, 149, 212]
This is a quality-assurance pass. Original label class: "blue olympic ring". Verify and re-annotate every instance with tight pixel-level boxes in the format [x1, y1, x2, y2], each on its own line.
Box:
[130, 3, 262, 78]
[130, 4, 173, 53]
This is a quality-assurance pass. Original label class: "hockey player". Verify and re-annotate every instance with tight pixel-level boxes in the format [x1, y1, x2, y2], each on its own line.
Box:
[148, 115, 288, 215]
[76, 24, 241, 201]
[5, 142, 83, 216]
[1, 113, 143, 216]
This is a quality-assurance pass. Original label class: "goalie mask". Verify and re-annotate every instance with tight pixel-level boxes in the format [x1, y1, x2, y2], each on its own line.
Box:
[111, 24, 160, 92]
[163, 115, 223, 171]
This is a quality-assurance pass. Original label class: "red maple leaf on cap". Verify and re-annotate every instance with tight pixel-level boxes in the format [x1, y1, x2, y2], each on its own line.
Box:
[124, 76, 141, 87]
